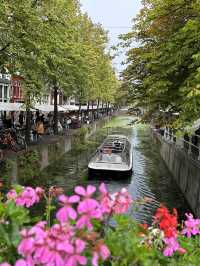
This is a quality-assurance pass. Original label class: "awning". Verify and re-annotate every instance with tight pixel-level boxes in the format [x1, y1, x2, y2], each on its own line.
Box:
[0, 103, 100, 112]
[34, 104, 66, 112]
[61, 105, 79, 111]
[0, 102, 25, 111]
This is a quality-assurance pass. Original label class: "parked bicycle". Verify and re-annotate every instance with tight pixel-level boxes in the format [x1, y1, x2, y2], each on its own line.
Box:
[0, 128, 27, 152]
[14, 127, 27, 150]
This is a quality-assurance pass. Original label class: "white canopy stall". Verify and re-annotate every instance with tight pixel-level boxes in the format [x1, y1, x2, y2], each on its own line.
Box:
[0, 102, 25, 111]
[34, 104, 66, 112]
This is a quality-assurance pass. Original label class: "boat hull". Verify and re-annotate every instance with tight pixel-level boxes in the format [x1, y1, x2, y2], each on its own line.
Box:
[88, 134, 133, 179]
[88, 167, 132, 179]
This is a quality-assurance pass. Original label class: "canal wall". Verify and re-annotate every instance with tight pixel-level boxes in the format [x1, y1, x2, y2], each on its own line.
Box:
[152, 130, 200, 217]
[0, 117, 111, 186]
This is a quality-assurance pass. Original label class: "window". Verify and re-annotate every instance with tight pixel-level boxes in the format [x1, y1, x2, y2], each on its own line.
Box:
[0, 85, 2, 102]
[0, 84, 9, 102]
[4, 86, 8, 102]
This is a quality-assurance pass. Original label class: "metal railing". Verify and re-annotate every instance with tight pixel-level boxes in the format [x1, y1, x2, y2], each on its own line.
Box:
[154, 128, 200, 161]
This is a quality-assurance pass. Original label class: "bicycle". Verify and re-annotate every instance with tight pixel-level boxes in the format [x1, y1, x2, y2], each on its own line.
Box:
[0, 129, 19, 152]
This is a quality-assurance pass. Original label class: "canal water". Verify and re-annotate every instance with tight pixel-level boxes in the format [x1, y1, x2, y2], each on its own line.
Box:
[2, 115, 190, 223]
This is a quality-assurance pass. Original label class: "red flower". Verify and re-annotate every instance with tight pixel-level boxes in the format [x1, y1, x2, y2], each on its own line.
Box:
[154, 205, 178, 238]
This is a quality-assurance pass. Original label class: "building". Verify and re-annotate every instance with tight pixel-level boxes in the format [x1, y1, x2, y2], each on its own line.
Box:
[10, 75, 24, 103]
[0, 73, 11, 103]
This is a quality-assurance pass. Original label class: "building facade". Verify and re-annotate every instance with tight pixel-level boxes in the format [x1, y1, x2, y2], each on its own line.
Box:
[10, 75, 24, 103]
[0, 73, 11, 103]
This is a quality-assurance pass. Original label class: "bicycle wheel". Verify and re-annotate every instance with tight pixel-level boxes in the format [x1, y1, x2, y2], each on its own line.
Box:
[17, 137, 27, 150]
[10, 142, 20, 152]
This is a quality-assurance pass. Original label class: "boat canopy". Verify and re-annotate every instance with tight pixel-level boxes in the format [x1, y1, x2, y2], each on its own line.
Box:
[99, 135, 129, 154]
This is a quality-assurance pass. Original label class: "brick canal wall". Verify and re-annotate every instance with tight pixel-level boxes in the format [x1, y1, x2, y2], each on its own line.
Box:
[152, 130, 200, 217]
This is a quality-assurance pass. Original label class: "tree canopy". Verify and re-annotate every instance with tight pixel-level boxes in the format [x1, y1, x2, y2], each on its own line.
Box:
[121, 0, 200, 126]
[0, 0, 119, 107]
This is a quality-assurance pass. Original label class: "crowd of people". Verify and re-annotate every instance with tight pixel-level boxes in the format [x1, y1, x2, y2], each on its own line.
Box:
[0, 109, 113, 155]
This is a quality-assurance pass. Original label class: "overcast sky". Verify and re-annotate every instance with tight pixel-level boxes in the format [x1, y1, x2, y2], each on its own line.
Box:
[80, 0, 142, 72]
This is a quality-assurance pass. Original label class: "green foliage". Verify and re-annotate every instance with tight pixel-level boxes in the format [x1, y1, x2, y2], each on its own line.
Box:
[121, 0, 200, 126]
[0, 200, 29, 263]
[17, 150, 40, 186]
[105, 215, 166, 266]
[105, 214, 200, 266]
[0, 0, 119, 108]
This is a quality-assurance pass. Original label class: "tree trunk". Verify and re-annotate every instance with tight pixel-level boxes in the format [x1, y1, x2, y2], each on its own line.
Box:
[108, 102, 110, 115]
[25, 97, 31, 144]
[87, 101, 90, 115]
[78, 100, 81, 114]
[105, 102, 108, 115]
[91, 100, 94, 121]
[97, 99, 100, 119]
[53, 86, 58, 134]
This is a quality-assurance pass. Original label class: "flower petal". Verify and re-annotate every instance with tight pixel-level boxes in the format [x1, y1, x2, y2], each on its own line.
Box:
[75, 186, 86, 196]
[86, 185, 96, 196]
[76, 255, 87, 265]
[75, 239, 86, 253]
[56, 207, 68, 223]
[69, 195, 80, 203]
[67, 206, 77, 220]
[58, 195, 68, 204]
[99, 183, 107, 194]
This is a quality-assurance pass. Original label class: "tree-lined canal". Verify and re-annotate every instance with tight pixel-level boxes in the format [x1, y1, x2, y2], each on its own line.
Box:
[3, 116, 190, 223]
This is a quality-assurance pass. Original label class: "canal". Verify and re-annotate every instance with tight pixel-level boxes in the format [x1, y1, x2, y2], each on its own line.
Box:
[2, 115, 191, 223]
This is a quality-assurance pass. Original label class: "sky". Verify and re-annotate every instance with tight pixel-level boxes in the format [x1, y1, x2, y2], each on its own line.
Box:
[80, 0, 142, 73]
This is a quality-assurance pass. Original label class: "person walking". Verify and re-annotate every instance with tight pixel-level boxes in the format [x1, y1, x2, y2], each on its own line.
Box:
[36, 119, 44, 140]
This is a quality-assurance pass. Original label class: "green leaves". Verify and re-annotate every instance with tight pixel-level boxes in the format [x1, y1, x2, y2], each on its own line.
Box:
[0, 0, 118, 108]
[121, 0, 200, 126]
[0, 200, 30, 262]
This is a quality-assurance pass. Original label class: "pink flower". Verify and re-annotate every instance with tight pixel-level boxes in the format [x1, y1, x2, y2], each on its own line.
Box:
[99, 183, 112, 214]
[29, 221, 47, 239]
[77, 200, 102, 230]
[75, 185, 99, 211]
[111, 188, 132, 214]
[65, 239, 87, 266]
[0, 263, 11, 266]
[37, 225, 73, 263]
[177, 247, 186, 254]
[182, 213, 200, 237]
[15, 259, 31, 266]
[163, 237, 180, 257]
[75, 185, 96, 197]
[56, 195, 80, 223]
[92, 241, 110, 266]
[15, 187, 41, 208]
[18, 229, 35, 257]
[7, 189, 17, 200]
[35, 187, 44, 197]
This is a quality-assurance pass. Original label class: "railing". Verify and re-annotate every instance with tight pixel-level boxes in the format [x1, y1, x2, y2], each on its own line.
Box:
[154, 128, 200, 161]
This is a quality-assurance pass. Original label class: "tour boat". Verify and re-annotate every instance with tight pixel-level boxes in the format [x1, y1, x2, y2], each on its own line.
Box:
[88, 134, 133, 177]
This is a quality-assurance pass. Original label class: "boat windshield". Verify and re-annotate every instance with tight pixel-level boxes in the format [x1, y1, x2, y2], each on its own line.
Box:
[98, 152, 123, 163]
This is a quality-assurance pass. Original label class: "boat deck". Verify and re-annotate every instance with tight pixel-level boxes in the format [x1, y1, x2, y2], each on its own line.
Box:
[88, 134, 132, 173]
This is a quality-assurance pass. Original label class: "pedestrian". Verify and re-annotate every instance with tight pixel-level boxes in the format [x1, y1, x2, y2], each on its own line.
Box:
[36, 119, 44, 140]
[19, 112, 24, 127]
[183, 132, 190, 150]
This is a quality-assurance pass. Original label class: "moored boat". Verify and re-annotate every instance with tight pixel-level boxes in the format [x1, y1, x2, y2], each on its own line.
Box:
[88, 134, 133, 178]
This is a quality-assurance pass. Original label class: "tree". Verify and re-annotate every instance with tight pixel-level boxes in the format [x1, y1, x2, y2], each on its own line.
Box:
[0, 0, 119, 138]
[121, 0, 200, 126]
